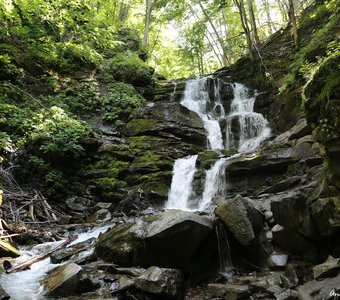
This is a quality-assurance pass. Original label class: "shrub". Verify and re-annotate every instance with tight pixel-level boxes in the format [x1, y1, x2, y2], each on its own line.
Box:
[108, 52, 154, 86]
[29, 106, 91, 157]
[47, 77, 100, 115]
[102, 82, 145, 122]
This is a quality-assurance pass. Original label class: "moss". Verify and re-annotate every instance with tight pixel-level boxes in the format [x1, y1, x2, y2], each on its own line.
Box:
[136, 151, 161, 163]
[126, 118, 159, 136]
[139, 181, 170, 199]
[139, 171, 173, 182]
[95, 177, 128, 189]
[303, 52, 340, 142]
[280, 2, 339, 94]
[90, 159, 129, 179]
[145, 215, 161, 223]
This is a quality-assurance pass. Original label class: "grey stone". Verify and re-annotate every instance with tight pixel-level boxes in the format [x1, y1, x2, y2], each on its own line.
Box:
[311, 197, 340, 236]
[216, 195, 263, 246]
[126, 102, 206, 146]
[66, 197, 92, 212]
[205, 283, 250, 299]
[313, 255, 340, 279]
[50, 238, 96, 264]
[95, 210, 215, 271]
[43, 263, 94, 297]
[289, 118, 311, 140]
[268, 253, 288, 268]
[297, 273, 340, 300]
[94, 208, 112, 222]
[134, 266, 184, 299]
[272, 225, 316, 260]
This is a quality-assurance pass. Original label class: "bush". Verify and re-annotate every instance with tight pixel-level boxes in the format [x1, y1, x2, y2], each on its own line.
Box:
[108, 52, 154, 86]
[102, 82, 145, 122]
[47, 77, 100, 116]
[29, 106, 91, 157]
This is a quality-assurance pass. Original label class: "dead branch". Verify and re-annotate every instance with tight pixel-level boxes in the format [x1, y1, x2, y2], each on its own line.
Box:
[6, 237, 75, 274]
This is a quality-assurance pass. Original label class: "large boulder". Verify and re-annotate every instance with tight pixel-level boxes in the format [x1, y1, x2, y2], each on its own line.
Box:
[95, 210, 215, 271]
[126, 102, 206, 146]
[271, 190, 317, 239]
[311, 196, 340, 237]
[215, 195, 263, 246]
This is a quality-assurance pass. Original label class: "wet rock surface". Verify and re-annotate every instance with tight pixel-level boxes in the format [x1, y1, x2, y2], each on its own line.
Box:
[95, 209, 216, 271]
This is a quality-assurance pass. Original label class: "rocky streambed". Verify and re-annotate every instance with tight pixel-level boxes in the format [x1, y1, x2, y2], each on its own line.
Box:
[1, 74, 340, 299]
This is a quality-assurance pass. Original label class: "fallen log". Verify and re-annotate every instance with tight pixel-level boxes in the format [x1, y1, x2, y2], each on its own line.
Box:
[6, 238, 74, 274]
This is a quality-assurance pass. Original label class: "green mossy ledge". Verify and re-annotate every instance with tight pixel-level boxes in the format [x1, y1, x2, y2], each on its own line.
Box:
[304, 52, 340, 189]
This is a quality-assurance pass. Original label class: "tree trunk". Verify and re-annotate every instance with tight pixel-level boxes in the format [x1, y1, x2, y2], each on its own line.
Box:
[262, 0, 276, 34]
[288, 0, 298, 49]
[143, 0, 153, 46]
[246, 0, 260, 43]
[188, 4, 224, 67]
[198, 2, 229, 66]
[277, 0, 289, 22]
[234, 0, 254, 61]
[121, 1, 131, 24]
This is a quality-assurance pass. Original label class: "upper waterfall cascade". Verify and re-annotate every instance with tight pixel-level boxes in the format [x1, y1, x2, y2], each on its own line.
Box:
[166, 77, 271, 211]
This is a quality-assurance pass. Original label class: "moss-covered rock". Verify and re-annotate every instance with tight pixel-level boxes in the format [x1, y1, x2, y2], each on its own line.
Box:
[304, 52, 340, 188]
[126, 102, 206, 146]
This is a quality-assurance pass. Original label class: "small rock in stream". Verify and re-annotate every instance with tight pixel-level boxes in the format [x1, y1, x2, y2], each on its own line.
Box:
[43, 262, 94, 297]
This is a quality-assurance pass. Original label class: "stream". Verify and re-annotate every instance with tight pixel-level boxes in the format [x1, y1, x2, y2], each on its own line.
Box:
[1, 226, 110, 299]
[1, 76, 271, 299]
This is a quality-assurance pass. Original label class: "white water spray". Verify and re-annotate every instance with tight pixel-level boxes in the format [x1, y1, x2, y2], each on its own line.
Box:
[167, 155, 198, 210]
[166, 78, 270, 212]
[226, 83, 271, 153]
[0, 226, 110, 300]
[181, 78, 224, 150]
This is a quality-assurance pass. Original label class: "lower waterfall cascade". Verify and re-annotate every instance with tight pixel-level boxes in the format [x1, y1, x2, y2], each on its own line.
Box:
[166, 77, 271, 211]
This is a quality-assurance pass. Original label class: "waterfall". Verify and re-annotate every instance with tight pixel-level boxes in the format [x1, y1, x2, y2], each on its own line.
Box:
[199, 158, 227, 211]
[167, 155, 198, 210]
[181, 78, 224, 150]
[226, 83, 271, 153]
[215, 222, 233, 277]
[170, 81, 178, 102]
[166, 77, 270, 211]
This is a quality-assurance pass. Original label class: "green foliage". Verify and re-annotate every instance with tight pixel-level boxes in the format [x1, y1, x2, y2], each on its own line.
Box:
[0, 53, 24, 82]
[102, 82, 145, 122]
[30, 106, 90, 156]
[47, 77, 100, 115]
[108, 52, 154, 85]
[280, 0, 339, 94]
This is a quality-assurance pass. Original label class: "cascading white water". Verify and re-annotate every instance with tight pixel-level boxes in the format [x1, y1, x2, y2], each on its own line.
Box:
[170, 81, 178, 102]
[181, 78, 224, 150]
[167, 155, 198, 210]
[199, 158, 227, 211]
[226, 83, 271, 153]
[166, 78, 271, 212]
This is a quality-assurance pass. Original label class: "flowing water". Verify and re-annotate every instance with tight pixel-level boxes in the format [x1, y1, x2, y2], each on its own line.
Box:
[181, 78, 224, 150]
[166, 77, 271, 211]
[0, 225, 110, 300]
[167, 155, 198, 210]
[165, 77, 270, 275]
[226, 83, 271, 153]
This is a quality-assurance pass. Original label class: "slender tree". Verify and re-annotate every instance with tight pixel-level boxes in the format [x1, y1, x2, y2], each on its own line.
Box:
[246, 0, 260, 43]
[234, 0, 254, 61]
[197, 2, 229, 65]
[143, 0, 153, 46]
[288, 0, 298, 48]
